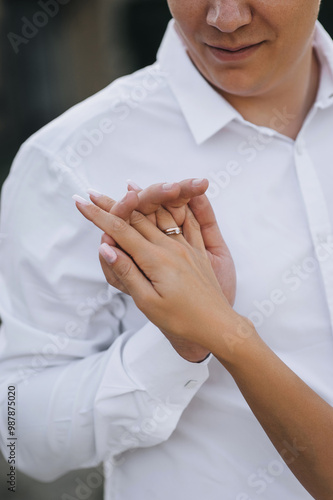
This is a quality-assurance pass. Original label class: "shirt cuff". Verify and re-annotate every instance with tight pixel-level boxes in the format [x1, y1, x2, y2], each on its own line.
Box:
[123, 322, 210, 404]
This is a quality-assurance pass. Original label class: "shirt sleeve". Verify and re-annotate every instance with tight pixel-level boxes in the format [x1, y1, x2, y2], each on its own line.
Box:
[0, 142, 210, 481]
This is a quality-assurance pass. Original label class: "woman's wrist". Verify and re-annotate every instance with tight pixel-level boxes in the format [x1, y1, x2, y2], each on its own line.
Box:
[207, 311, 262, 368]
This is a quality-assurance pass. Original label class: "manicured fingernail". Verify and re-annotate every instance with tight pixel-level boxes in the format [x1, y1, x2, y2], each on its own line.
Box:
[162, 183, 175, 191]
[192, 178, 205, 186]
[72, 194, 91, 206]
[99, 243, 117, 264]
[86, 188, 103, 198]
[127, 179, 142, 191]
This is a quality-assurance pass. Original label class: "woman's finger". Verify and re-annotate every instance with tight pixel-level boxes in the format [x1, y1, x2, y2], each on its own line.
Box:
[154, 204, 207, 252]
[86, 189, 116, 212]
[154, 206, 187, 244]
[86, 179, 209, 230]
[100, 233, 129, 293]
[73, 197, 173, 262]
[87, 189, 139, 222]
[99, 244, 156, 306]
[101, 232, 116, 247]
[99, 256, 130, 295]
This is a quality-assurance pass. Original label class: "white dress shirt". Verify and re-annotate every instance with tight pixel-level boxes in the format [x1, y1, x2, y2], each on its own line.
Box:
[1, 19, 333, 500]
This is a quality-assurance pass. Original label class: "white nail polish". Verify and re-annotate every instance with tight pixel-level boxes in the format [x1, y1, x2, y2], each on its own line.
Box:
[126, 179, 142, 191]
[99, 243, 117, 264]
[72, 194, 91, 206]
[192, 178, 204, 186]
[86, 188, 103, 198]
[162, 183, 175, 191]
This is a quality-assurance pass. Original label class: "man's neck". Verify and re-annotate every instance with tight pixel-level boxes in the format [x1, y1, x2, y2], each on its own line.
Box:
[219, 49, 320, 140]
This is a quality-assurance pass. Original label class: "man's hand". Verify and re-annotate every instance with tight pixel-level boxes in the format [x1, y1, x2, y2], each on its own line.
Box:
[189, 194, 236, 306]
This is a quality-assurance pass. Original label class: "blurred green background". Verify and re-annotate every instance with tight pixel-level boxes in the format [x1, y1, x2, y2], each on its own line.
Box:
[0, 0, 332, 498]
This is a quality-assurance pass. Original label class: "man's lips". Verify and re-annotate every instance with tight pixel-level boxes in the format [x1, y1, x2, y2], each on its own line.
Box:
[206, 41, 263, 52]
[205, 41, 264, 61]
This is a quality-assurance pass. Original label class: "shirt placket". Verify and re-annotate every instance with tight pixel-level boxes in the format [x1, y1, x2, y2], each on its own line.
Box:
[294, 130, 333, 331]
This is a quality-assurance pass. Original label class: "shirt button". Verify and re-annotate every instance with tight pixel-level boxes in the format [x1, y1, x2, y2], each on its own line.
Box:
[184, 380, 198, 389]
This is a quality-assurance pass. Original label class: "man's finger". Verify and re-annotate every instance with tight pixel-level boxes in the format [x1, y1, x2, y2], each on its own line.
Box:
[188, 194, 227, 251]
[111, 191, 139, 221]
[182, 206, 206, 252]
[136, 182, 181, 214]
[176, 178, 209, 206]
[136, 179, 208, 215]
[127, 179, 142, 193]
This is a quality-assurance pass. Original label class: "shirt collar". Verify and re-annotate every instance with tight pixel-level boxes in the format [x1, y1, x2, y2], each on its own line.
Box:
[157, 20, 239, 145]
[157, 20, 333, 144]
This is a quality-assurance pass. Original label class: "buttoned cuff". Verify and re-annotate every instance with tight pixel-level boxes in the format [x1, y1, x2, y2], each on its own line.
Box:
[123, 322, 210, 404]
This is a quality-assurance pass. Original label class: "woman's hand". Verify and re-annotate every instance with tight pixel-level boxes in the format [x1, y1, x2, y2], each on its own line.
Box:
[87, 180, 236, 307]
[73, 192, 241, 361]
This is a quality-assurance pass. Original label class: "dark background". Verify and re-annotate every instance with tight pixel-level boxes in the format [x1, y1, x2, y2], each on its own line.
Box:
[0, 0, 332, 498]
[0, 0, 172, 188]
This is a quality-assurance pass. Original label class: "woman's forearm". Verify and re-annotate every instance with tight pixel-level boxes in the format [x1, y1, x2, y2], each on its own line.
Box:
[74, 190, 333, 498]
[214, 322, 333, 500]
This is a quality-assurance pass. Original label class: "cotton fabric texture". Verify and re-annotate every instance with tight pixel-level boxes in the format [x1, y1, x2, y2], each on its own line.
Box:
[1, 19, 333, 500]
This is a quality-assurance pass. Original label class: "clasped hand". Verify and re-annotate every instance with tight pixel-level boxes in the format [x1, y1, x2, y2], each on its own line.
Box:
[74, 179, 242, 363]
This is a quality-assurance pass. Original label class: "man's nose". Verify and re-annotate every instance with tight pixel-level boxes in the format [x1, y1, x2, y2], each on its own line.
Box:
[206, 0, 252, 33]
